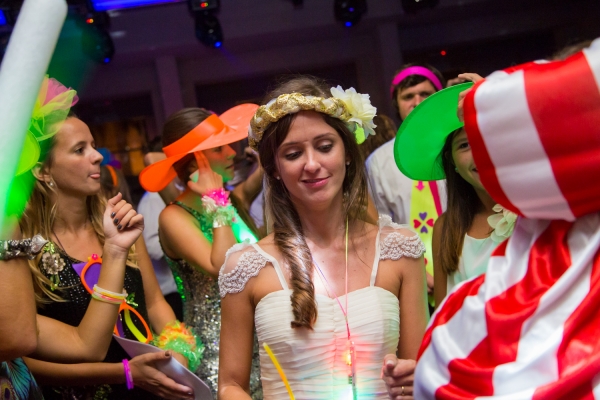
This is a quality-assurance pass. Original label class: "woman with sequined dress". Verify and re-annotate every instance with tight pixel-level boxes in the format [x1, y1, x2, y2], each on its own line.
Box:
[18, 96, 195, 399]
[218, 77, 430, 400]
[139, 106, 264, 398]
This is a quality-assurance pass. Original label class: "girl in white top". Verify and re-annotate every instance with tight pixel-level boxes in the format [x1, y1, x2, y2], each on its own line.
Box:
[431, 77, 515, 306]
[217, 76, 429, 400]
[393, 74, 514, 308]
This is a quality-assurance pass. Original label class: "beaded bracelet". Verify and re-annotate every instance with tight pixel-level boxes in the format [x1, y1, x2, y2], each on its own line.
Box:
[0, 234, 47, 260]
[122, 359, 134, 390]
[201, 188, 236, 228]
[152, 320, 204, 372]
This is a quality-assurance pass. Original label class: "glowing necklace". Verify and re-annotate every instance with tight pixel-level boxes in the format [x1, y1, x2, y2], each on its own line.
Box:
[312, 218, 357, 400]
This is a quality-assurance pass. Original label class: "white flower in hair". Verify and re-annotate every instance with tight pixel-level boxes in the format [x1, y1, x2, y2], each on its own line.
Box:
[330, 86, 377, 142]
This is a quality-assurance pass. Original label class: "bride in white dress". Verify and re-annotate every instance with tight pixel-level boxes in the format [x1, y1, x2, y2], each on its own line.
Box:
[217, 76, 428, 400]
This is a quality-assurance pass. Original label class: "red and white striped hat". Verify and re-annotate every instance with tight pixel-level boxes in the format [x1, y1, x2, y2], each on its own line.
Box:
[463, 40, 600, 221]
[414, 38, 600, 399]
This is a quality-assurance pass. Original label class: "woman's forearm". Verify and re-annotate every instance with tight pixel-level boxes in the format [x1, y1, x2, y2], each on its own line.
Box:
[24, 357, 126, 386]
[73, 248, 128, 358]
[34, 248, 129, 363]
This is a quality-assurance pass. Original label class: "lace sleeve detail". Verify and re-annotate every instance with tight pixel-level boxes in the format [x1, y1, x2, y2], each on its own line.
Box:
[218, 249, 269, 298]
[380, 232, 426, 260]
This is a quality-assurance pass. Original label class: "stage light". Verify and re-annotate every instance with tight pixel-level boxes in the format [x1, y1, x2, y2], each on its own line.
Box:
[194, 11, 223, 48]
[334, 0, 367, 27]
[188, 0, 222, 48]
[401, 0, 439, 14]
[189, 0, 219, 11]
[440, 50, 446, 56]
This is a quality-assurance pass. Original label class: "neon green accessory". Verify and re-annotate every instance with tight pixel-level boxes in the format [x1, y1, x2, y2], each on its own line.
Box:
[409, 180, 440, 306]
[394, 82, 473, 181]
[6, 77, 78, 221]
[16, 76, 78, 175]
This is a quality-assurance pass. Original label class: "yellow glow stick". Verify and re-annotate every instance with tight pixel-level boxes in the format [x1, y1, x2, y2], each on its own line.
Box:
[263, 343, 295, 400]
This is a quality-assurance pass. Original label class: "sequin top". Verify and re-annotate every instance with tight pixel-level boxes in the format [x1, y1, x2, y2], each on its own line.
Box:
[163, 201, 262, 399]
[36, 244, 161, 400]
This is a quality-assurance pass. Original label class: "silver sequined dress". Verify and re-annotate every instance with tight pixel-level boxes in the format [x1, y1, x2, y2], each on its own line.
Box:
[164, 201, 262, 399]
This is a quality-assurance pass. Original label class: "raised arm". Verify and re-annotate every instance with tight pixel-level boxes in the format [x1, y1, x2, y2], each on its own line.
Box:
[159, 205, 235, 278]
[31, 193, 143, 362]
[160, 153, 238, 278]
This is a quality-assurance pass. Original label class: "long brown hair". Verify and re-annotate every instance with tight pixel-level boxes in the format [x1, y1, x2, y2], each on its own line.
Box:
[257, 76, 368, 329]
[162, 108, 261, 239]
[439, 129, 483, 275]
[19, 118, 137, 303]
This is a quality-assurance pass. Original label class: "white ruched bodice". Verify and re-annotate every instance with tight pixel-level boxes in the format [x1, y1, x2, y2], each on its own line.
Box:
[219, 216, 425, 399]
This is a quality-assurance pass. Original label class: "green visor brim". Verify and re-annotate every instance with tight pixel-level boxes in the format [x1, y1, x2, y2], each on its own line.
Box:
[394, 82, 473, 181]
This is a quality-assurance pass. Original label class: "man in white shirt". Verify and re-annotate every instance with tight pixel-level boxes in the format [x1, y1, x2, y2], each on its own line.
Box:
[366, 64, 446, 297]
[137, 185, 183, 320]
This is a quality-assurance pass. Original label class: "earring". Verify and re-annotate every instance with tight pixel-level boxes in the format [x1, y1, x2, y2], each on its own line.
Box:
[48, 181, 54, 187]
[276, 176, 281, 180]
[346, 161, 350, 165]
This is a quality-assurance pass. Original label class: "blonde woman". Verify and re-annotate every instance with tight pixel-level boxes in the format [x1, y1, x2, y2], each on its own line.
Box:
[17, 78, 196, 400]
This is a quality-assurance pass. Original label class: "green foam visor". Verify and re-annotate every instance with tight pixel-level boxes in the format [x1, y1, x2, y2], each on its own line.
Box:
[394, 82, 473, 181]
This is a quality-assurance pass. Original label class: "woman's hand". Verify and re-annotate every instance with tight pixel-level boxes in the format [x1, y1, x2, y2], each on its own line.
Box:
[187, 152, 223, 196]
[103, 193, 144, 254]
[382, 355, 415, 399]
[128, 352, 194, 400]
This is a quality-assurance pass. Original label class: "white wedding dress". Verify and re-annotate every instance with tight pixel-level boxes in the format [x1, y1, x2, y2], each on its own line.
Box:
[219, 216, 425, 399]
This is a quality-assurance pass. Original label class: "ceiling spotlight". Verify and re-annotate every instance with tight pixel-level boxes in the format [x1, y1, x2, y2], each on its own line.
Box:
[188, 0, 222, 48]
[194, 11, 223, 48]
[334, 0, 367, 27]
[401, 0, 439, 14]
[189, 0, 219, 11]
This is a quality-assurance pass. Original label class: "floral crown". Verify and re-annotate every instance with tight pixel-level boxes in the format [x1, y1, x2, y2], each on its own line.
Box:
[248, 86, 377, 151]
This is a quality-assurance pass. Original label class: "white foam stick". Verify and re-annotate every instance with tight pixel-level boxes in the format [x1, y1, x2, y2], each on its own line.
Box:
[0, 0, 67, 235]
